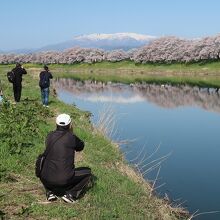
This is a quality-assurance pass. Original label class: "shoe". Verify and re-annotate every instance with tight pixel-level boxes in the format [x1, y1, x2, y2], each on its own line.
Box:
[43, 104, 46, 107]
[61, 194, 76, 203]
[46, 191, 58, 202]
[46, 105, 49, 108]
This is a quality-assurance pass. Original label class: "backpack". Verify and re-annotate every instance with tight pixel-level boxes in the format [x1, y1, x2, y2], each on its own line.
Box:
[7, 71, 15, 83]
[35, 153, 46, 178]
[39, 72, 49, 88]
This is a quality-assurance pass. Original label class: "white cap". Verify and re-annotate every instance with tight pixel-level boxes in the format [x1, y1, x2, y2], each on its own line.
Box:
[56, 114, 71, 126]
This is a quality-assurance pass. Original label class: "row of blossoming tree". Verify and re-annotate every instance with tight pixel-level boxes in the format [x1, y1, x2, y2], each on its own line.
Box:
[0, 35, 220, 64]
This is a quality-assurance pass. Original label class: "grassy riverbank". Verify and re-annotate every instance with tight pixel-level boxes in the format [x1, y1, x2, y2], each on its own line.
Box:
[0, 65, 187, 219]
[50, 61, 220, 88]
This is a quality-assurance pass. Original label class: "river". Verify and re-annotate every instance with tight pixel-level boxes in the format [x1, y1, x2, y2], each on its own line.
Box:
[53, 78, 220, 220]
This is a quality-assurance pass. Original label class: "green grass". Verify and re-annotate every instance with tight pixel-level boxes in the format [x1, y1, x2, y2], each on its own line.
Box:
[35, 60, 220, 88]
[0, 65, 186, 219]
[47, 60, 220, 71]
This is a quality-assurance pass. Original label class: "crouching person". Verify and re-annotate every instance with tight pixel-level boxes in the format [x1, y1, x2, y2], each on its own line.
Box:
[39, 113, 92, 203]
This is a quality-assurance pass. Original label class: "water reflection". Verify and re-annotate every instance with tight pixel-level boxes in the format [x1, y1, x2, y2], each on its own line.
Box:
[53, 78, 220, 113]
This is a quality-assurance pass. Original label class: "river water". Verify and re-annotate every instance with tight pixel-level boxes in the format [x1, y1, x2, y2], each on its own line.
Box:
[54, 78, 220, 220]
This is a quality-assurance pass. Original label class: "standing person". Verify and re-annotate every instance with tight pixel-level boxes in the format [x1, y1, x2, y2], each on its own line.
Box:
[12, 63, 27, 102]
[0, 89, 3, 103]
[0, 80, 3, 103]
[39, 65, 53, 107]
[39, 114, 92, 203]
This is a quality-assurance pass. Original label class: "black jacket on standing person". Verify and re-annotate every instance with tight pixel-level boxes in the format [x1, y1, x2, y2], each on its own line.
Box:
[39, 70, 53, 89]
[12, 66, 27, 84]
[12, 65, 27, 102]
[40, 127, 84, 186]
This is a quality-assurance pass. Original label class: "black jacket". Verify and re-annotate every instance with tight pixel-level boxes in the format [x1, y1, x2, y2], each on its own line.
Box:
[39, 71, 53, 88]
[41, 128, 84, 186]
[12, 67, 27, 84]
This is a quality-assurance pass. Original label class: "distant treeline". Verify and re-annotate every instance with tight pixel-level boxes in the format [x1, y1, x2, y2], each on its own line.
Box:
[1, 35, 220, 64]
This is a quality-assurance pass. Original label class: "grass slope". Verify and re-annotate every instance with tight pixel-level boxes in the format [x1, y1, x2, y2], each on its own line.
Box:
[0, 65, 186, 219]
[49, 61, 220, 88]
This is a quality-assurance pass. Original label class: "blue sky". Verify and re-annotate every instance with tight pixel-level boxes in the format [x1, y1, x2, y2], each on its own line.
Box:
[0, 0, 219, 50]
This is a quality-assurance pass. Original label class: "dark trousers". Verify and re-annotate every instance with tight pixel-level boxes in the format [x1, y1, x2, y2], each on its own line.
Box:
[42, 167, 92, 199]
[13, 83, 22, 102]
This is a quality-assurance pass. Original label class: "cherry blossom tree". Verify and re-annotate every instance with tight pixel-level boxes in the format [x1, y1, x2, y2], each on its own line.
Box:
[0, 34, 220, 64]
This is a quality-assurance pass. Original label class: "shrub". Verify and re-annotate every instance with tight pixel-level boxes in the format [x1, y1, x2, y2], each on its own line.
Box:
[0, 100, 53, 154]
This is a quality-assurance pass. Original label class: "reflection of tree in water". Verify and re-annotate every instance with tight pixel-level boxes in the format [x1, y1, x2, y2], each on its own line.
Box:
[53, 78, 220, 113]
[133, 84, 220, 112]
[53, 78, 127, 94]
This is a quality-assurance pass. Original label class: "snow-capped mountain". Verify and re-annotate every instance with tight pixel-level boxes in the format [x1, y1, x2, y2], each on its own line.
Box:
[74, 33, 156, 41]
[2, 33, 157, 54]
[37, 33, 156, 52]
